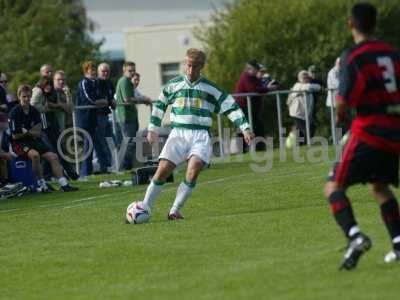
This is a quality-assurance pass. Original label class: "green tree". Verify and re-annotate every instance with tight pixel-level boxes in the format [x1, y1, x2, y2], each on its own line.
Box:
[0, 0, 101, 92]
[196, 0, 400, 137]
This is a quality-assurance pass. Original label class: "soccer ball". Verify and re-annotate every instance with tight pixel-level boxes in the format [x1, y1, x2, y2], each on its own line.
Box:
[126, 201, 150, 224]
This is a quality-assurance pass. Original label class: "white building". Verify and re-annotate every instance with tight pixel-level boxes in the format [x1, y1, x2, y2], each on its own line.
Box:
[124, 23, 204, 128]
[84, 0, 233, 128]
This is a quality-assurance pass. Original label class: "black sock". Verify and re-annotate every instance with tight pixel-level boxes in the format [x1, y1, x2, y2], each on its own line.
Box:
[380, 198, 400, 251]
[329, 190, 357, 239]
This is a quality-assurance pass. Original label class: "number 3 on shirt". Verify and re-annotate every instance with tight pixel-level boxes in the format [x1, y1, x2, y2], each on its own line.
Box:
[377, 56, 398, 93]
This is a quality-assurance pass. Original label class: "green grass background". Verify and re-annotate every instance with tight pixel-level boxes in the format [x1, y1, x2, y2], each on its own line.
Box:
[0, 147, 399, 300]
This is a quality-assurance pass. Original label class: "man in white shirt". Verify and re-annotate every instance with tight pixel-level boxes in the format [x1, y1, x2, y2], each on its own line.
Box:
[326, 57, 340, 108]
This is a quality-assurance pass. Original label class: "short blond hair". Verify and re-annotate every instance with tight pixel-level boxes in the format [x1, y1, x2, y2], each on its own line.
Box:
[186, 48, 206, 65]
[54, 70, 65, 77]
[17, 84, 32, 97]
[98, 62, 110, 71]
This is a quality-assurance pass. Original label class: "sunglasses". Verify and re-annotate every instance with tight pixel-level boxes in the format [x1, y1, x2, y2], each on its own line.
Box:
[0, 80, 7, 84]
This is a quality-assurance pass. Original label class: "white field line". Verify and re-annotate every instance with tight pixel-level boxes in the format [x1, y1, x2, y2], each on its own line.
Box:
[0, 167, 323, 216]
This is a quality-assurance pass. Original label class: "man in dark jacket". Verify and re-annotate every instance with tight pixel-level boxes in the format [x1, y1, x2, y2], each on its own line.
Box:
[76, 61, 108, 178]
[234, 59, 269, 151]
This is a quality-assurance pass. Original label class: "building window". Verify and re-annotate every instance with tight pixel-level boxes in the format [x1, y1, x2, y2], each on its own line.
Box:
[160, 63, 180, 85]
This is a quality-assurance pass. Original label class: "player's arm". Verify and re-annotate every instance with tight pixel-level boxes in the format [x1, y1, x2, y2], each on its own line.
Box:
[28, 108, 43, 138]
[27, 122, 42, 138]
[336, 100, 348, 124]
[147, 89, 169, 144]
[336, 51, 363, 124]
[95, 99, 109, 107]
[126, 95, 152, 105]
[9, 112, 25, 140]
[46, 102, 59, 109]
[24, 108, 42, 139]
[61, 86, 74, 113]
[218, 93, 255, 145]
[121, 80, 151, 106]
[30, 88, 47, 113]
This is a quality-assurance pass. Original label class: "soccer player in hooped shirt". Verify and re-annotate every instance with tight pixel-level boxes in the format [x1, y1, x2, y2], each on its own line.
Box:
[324, 3, 400, 270]
[138, 48, 254, 221]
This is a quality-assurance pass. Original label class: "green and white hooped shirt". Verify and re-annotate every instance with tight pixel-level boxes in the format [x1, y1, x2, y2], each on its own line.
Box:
[149, 75, 250, 132]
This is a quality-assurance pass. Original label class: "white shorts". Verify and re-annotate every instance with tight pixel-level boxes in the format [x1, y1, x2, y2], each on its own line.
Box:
[159, 128, 212, 166]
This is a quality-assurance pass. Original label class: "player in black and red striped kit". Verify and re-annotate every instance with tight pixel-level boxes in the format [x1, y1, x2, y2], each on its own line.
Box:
[325, 2, 400, 270]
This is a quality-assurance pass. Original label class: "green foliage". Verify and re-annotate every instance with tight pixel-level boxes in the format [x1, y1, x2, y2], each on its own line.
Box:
[0, 0, 102, 92]
[196, 0, 400, 136]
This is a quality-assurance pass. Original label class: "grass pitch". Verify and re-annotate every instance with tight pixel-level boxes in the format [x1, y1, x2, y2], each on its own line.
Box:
[0, 147, 399, 300]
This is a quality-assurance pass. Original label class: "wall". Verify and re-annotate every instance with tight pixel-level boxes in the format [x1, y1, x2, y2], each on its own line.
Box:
[124, 23, 203, 128]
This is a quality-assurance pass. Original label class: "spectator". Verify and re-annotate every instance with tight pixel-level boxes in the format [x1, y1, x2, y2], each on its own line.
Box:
[52, 70, 79, 180]
[76, 61, 108, 178]
[132, 72, 152, 114]
[0, 72, 6, 102]
[31, 78, 62, 179]
[234, 59, 269, 151]
[326, 58, 340, 109]
[31, 78, 54, 114]
[286, 70, 322, 144]
[0, 72, 17, 105]
[95, 62, 115, 173]
[9, 84, 77, 192]
[115, 62, 151, 170]
[257, 64, 279, 91]
[308, 65, 325, 125]
[31, 78, 59, 147]
[131, 72, 144, 97]
[326, 57, 352, 136]
[0, 73, 8, 139]
[40, 64, 53, 80]
[0, 72, 15, 186]
[53, 70, 73, 132]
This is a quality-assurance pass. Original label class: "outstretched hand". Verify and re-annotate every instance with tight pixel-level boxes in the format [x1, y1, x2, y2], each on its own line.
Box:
[243, 130, 255, 145]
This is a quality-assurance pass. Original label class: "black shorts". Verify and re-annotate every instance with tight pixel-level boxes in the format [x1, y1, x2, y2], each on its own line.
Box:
[11, 137, 51, 159]
[328, 135, 399, 187]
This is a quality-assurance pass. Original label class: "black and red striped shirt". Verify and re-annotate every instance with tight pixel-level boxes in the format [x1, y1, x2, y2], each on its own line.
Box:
[337, 40, 400, 153]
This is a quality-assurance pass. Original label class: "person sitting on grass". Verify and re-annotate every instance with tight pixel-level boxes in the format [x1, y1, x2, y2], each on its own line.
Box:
[8, 84, 78, 192]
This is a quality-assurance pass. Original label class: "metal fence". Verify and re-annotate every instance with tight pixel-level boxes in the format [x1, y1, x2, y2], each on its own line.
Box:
[71, 89, 338, 174]
[217, 89, 338, 155]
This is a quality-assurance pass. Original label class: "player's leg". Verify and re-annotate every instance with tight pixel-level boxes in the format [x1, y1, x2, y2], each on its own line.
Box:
[27, 149, 43, 180]
[141, 129, 187, 213]
[168, 129, 211, 219]
[325, 180, 371, 270]
[27, 149, 49, 191]
[141, 159, 176, 211]
[42, 151, 63, 178]
[325, 137, 372, 270]
[325, 181, 360, 238]
[168, 156, 204, 219]
[42, 151, 78, 191]
[371, 183, 400, 262]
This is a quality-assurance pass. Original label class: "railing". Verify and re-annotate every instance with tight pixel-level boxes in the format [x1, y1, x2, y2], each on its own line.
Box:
[71, 89, 338, 174]
[217, 89, 338, 155]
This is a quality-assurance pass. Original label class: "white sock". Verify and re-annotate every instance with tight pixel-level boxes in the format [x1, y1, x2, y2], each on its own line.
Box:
[142, 180, 165, 211]
[393, 236, 400, 244]
[58, 177, 68, 187]
[169, 181, 195, 214]
[349, 225, 361, 237]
